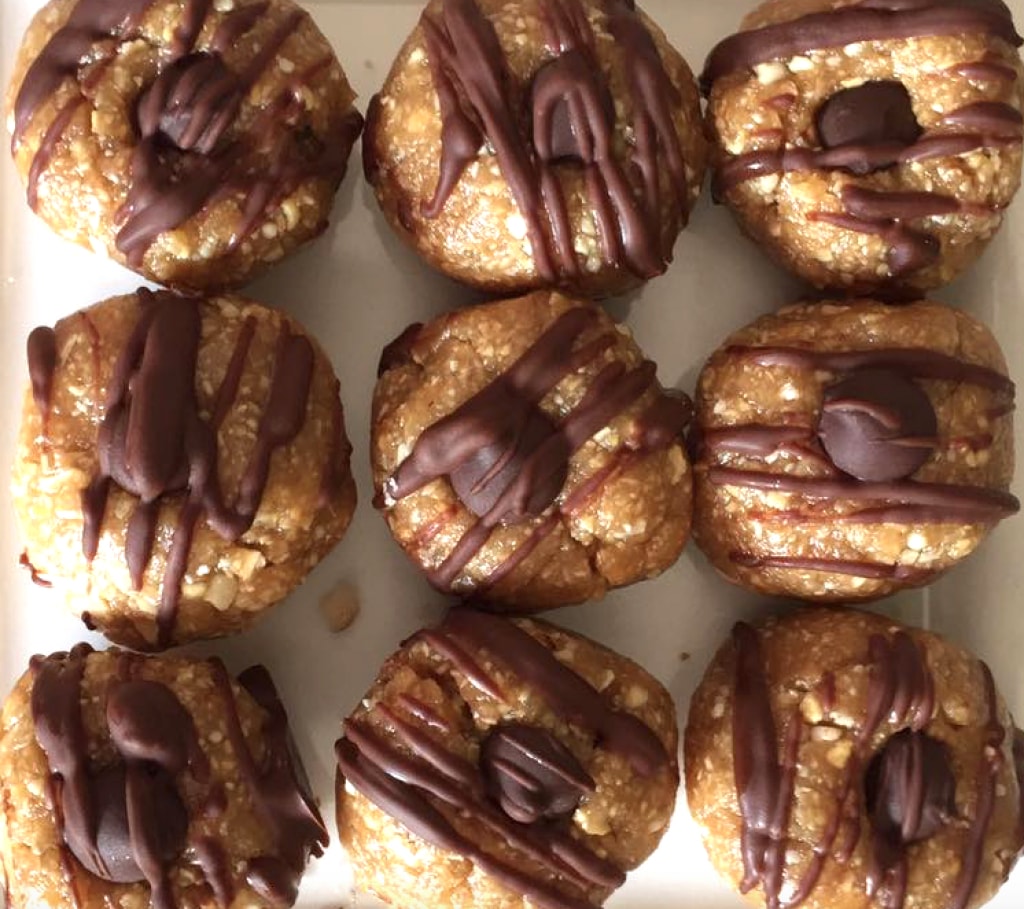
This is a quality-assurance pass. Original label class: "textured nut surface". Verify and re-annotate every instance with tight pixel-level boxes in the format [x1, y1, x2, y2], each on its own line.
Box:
[371, 290, 693, 610]
[705, 0, 1024, 293]
[366, 0, 707, 297]
[5, 0, 360, 291]
[11, 291, 356, 649]
[0, 648, 313, 909]
[337, 615, 679, 909]
[692, 299, 1016, 602]
[685, 609, 1024, 909]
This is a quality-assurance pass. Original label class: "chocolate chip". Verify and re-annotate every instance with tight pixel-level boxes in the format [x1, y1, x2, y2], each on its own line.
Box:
[83, 763, 188, 883]
[136, 53, 243, 155]
[865, 730, 956, 845]
[816, 81, 922, 151]
[530, 52, 615, 166]
[106, 680, 199, 775]
[818, 368, 937, 482]
[448, 402, 568, 520]
[480, 724, 594, 825]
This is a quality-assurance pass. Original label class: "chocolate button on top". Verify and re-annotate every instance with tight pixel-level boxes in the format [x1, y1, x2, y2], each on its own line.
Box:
[818, 368, 937, 482]
[816, 81, 922, 151]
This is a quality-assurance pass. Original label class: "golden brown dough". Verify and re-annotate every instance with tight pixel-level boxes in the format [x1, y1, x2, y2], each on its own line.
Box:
[0, 644, 327, 909]
[335, 609, 679, 909]
[365, 0, 707, 297]
[13, 289, 356, 650]
[6, 0, 362, 291]
[685, 609, 1024, 909]
[691, 299, 1018, 601]
[702, 0, 1024, 294]
[372, 291, 693, 610]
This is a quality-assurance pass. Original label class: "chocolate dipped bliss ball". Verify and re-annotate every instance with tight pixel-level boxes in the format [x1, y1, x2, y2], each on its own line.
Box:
[685, 609, 1024, 909]
[702, 0, 1023, 294]
[335, 609, 679, 909]
[691, 299, 1018, 601]
[364, 0, 707, 297]
[13, 289, 356, 650]
[372, 292, 693, 609]
[0, 645, 327, 909]
[6, 0, 362, 292]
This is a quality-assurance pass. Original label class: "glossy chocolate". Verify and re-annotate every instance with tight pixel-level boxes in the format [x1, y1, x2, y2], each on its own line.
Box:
[27, 326, 58, 419]
[31, 649, 203, 908]
[816, 81, 922, 151]
[725, 621, 1012, 909]
[55, 290, 317, 647]
[701, 0, 1022, 92]
[702, 1, 1022, 278]
[334, 611, 670, 908]
[731, 623, 791, 905]
[29, 649, 322, 908]
[14, 0, 360, 269]
[481, 723, 595, 824]
[381, 305, 689, 592]
[818, 368, 938, 482]
[702, 343, 1018, 569]
[418, 0, 689, 281]
[438, 610, 670, 776]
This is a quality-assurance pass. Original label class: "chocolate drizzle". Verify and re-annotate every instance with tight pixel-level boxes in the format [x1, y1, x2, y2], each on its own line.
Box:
[701, 0, 1022, 93]
[816, 82, 922, 151]
[13, 0, 361, 272]
[29, 648, 323, 908]
[818, 368, 938, 483]
[702, 343, 1019, 568]
[865, 731, 956, 908]
[12, 0, 160, 149]
[419, 0, 689, 282]
[30, 648, 206, 908]
[211, 663, 328, 907]
[27, 326, 58, 420]
[702, 0, 1022, 278]
[381, 306, 689, 592]
[481, 723, 595, 825]
[68, 290, 316, 647]
[335, 611, 671, 908]
[728, 623, 959, 909]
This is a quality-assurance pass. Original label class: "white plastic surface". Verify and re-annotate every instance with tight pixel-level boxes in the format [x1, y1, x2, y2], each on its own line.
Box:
[0, 1, 1022, 906]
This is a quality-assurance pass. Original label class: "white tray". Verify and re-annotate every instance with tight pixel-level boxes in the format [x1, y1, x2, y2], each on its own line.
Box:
[1, 1, 1022, 906]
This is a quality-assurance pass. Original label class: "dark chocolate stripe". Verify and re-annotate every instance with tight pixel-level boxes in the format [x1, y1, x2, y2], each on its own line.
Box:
[385, 306, 688, 592]
[950, 59, 1020, 82]
[732, 624, 939, 909]
[715, 127, 1020, 196]
[27, 326, 58, 420]
[725, 345, 1015, 395]
[708, 467, 1020, 521]
[731, 623, 801, 908]
[701, 1, 1022, 93]
[841, 186, 963, 220]
[420, 0, 687, 280]
[348, 713, 624, 891]
[12, 0, 160, 148]
[211, 661, 328, 897]
[336, 738, 597, 909]
[29, 647, 219, 909]
[728, 551, 934, 582]
[939, 100, 1023, 134]
[437, 610, 670, 777]
[68, 292, 315, 647]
